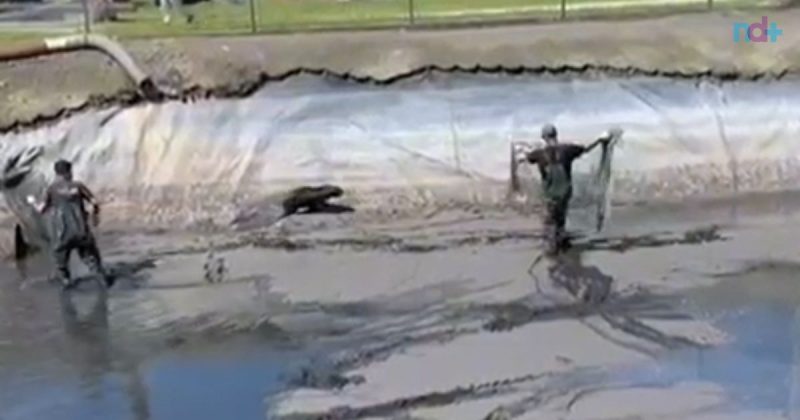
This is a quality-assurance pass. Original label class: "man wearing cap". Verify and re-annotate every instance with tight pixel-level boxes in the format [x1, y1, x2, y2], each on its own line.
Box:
[521, 124, 614, 254]
[28, 159, 111, 290]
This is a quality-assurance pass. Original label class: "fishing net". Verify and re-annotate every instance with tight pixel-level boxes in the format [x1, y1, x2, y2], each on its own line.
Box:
[509, 141, 528, 196]
[590, 131, 622, 232]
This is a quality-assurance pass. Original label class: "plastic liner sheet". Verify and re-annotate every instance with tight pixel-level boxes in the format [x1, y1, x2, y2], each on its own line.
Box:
[2, 74, 800, 219]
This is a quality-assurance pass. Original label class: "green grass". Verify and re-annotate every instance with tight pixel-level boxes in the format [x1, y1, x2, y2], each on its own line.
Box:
[0, 0, 773, 43]
[0, 31, 58, 48]
[94, 0, 414, 37]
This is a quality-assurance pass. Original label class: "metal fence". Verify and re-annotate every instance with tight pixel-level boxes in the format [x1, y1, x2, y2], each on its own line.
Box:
[0, 0, 779, 40]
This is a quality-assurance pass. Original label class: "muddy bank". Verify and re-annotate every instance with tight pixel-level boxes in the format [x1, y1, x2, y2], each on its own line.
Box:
[2, 8, 800, 128]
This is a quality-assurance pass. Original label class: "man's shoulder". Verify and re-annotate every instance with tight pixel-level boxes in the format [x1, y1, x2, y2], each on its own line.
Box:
[49, 179, 84, 192]
[48, 179, 65, 190]
[557, 143, 586, 159]
[527, 148, 543, 157]
[534, 144, 582, 154]
[558, 142, 584, 151]
[526, 147, 546, 163]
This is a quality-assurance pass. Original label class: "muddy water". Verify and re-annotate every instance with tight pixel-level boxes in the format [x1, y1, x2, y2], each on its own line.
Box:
[596, 220, 800, 418]
[1, 340, 296, 420]
[606, 272, 800, 417]
[0, 261, 309, 420]
[0, 203, 800, 420]
[681, 263, 800, 415]
[2, 198, 800, 419]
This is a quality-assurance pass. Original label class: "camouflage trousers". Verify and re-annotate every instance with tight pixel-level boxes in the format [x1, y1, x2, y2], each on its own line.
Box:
[544, 195, 571, 254]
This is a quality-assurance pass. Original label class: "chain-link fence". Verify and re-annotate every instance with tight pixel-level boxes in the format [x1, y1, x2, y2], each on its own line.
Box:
[0, 0, 784, 41]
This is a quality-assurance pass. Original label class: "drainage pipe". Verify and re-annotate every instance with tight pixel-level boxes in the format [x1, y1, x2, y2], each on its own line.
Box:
[0, 34, 162, 99]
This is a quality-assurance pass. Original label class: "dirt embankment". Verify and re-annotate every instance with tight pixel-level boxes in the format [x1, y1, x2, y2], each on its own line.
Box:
[1, 8, 800, 130]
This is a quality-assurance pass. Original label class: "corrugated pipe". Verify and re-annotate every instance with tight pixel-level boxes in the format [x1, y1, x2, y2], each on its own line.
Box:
[0, 34, 163, 100]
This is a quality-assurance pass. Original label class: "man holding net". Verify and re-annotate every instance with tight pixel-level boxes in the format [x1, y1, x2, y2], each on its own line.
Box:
[518, 124, 618, 255]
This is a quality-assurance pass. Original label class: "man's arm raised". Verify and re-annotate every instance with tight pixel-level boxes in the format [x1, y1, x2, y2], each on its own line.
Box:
[585, 132, 614, 154]
[575, 129, 620, 159]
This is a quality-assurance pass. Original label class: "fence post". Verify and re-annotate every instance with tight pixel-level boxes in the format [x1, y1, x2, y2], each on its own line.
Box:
[81, 0, 91, 34]
[249, 0, 257, 33]
[408, 0, 415, 25]
[560, 0, 567, 20]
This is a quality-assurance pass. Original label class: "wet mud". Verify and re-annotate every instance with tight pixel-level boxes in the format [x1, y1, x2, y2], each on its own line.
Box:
[2, 196, 800, 420]
[266, 202, 800, 419]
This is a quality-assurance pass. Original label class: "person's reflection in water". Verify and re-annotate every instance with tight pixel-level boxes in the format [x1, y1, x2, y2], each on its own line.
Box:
[546, 249, 613, 305]
[60, 290, 151, 420]
[60, 289, 111, 390]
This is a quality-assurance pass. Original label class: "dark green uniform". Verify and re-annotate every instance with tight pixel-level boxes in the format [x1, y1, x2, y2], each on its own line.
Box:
[43, 178, 106, 287]
[526, 144, 587, 253]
